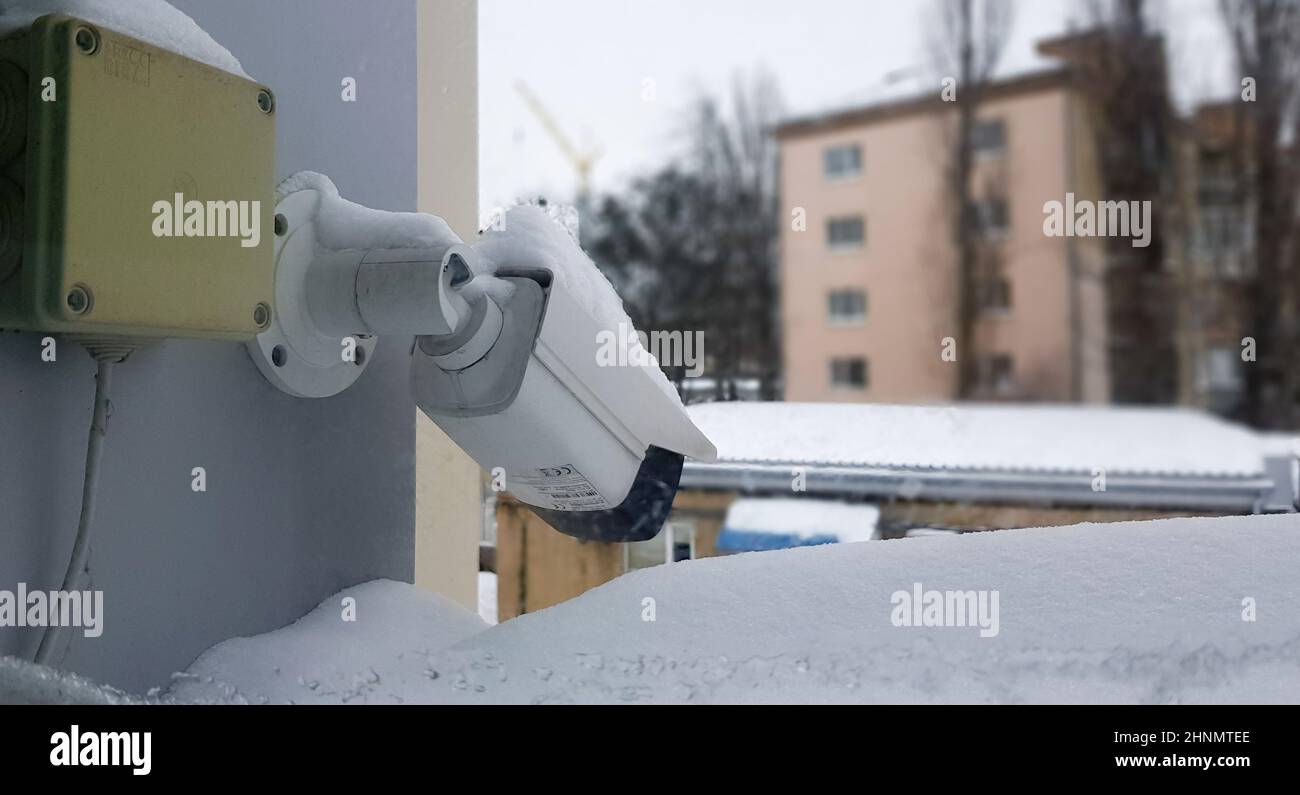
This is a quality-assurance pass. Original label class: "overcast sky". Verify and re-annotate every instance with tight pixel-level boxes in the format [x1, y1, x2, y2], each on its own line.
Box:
[479, 0, 1235, 215]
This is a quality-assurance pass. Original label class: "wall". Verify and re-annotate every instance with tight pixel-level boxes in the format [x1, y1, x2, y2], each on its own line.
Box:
[414, 0, 483, 612]
[1063, 86, 1112, 404]
[493, 491, 734, 621]
[495, 497, 624, 621]
[0, 0, 478, 693]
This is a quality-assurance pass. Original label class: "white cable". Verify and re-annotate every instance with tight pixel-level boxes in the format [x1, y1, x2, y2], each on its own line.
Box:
[33, 355, 115, 666]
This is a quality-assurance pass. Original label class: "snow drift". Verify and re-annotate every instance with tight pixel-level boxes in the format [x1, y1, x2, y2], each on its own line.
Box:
[169, 581, 486, 704]
[162, 513, 1300, 704]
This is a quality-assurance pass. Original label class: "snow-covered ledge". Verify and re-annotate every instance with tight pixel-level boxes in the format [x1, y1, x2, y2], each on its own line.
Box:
[8, 513, 1294, 705]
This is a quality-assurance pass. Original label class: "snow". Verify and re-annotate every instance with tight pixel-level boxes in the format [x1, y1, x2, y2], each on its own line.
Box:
[276, 171, 462, 252]
[904, 527, 962, 538]
[475, 205, 627, 334]
[159, 513, 1300, 704]
[170, 581, 486, 704]
[723, 497, 880, 543]
[0, 0, 249, 78]
[478, 571, 498, 625]
[0, 655, 139, 704]
[1261, 432, 1300, 458]
[475, 205, 682, 404]
[687, 402, 1270, 477]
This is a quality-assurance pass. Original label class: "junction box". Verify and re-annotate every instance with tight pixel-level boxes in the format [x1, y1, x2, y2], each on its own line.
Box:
[0, 14, 276, 340]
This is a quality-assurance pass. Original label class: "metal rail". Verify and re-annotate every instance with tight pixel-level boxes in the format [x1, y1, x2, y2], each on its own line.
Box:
[681, 461, 1288, 513]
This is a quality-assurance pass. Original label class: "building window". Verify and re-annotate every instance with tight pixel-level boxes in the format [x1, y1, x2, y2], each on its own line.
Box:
[973, 198, 1010, 238]
[1197, 149, 1238, 200]
[827, 216, 865, 250]
[1197, 346, 1244, 415]
[668, 521, 695, 563]
[969, 118, 1006, 158]
[828, 289, 867, 325]
[830, 357, 868, 389]
[823, 143, 862, 180]
[976, 353, 1015, 395]
[1194, 205, 1252, 279]
[975, 277, 1012, 313]
[624, 519, 695, 571]
[1198, 347, 1243, 393]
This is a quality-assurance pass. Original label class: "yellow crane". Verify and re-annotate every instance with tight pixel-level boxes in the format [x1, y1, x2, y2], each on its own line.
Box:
[514, 80, 602, 200]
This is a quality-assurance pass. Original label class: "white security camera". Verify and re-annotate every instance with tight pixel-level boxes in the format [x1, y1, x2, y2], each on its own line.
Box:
[250, 175, 716, 542]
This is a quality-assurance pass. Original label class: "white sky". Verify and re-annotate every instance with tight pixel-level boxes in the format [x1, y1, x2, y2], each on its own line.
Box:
[479, 0, 1235, 214]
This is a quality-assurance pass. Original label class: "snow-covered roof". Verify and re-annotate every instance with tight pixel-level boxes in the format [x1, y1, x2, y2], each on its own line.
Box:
[720, 498, 879, 551]
[686, 402, 1272, 477]
[1260, 432, 1300, 458]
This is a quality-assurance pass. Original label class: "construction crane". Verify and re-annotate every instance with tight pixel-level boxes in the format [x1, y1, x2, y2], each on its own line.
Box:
[514, 80, 602, 202]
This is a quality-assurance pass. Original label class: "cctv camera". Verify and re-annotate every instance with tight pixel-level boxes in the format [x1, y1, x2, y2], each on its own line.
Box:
[251, 180, 716, 543]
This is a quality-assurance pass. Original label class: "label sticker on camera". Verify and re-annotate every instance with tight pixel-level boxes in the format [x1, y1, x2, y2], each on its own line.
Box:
[514, 464, 612, 510]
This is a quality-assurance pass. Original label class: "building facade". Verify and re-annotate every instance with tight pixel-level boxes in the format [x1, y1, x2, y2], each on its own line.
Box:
[776, 69, 1111, 404]
[1171, 102, 1254, 418]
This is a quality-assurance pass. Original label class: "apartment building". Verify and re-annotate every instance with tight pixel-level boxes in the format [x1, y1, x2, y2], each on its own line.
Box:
[776, 67, 1111, 404]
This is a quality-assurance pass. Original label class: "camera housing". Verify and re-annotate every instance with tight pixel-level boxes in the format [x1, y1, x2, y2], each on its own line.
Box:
[412, 262, 716, 542]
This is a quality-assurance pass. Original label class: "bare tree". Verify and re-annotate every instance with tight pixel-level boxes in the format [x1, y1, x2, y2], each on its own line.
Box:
[1055, 0, 1179, 406]
[587, 70, 785, 400]
[926, 0, 1014, 398]
[683, 71, 785, 399]
[1219, 0, 1300, 428]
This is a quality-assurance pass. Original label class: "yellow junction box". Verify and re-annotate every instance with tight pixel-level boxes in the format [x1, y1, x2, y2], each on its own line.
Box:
[0, 15, 275, 340]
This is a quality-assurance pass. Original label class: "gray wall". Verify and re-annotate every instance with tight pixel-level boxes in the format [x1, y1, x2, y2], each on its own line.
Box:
[0, 0, 421, 693]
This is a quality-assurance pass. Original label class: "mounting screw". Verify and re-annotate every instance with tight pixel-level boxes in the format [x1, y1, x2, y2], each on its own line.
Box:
[253, 302, 271, 329]
[256, 88, 275, 114]
[66, 285, 92, 315]
[74, 26, 99, 55]
[274, 213, 288, 236]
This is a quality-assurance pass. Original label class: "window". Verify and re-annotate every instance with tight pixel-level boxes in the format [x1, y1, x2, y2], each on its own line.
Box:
[668, 521, 695, 563]
[827, 216, 865, 249]
[823, 143, 862, 180]
[828, 289, 867, 324]
[976, 353, 1015, 395]
[969, 118, 1006, 158]
[1198, 149, 1238, 199]
[975, 277, 1012, 313]
[830, 357, 868, 389]
[1197, 347, 1244, 415]
[624, 519, 695, 570]
[973, 198, 1010, 238]
[1198, 347, 1243, 393]
[1194, 205, 1252, 278]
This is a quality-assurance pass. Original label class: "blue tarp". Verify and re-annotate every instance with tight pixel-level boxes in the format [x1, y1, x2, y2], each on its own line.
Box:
[714, 529, 842, 553]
